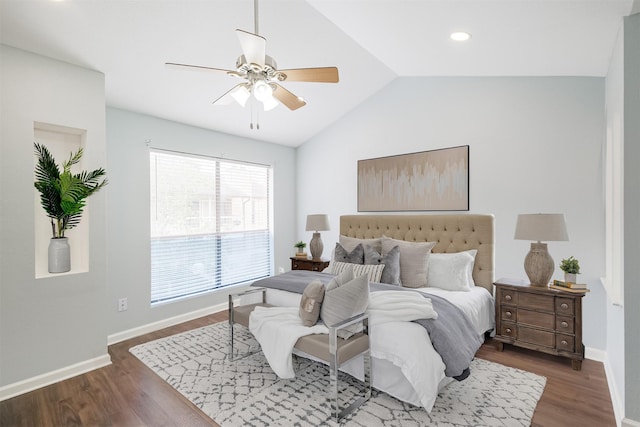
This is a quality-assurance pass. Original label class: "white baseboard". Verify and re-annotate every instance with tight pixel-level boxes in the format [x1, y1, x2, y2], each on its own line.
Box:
[0, 354, 112, 402]
[623, 418, 640, 427]
[107, 301, 228, 345]
[585, 346, 606, 362]
[603, 352, 625, 426]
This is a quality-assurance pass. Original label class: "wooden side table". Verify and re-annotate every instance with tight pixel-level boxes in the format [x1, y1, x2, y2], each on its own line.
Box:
[493, 278, 586, 370]
[290, 257, 330, 272]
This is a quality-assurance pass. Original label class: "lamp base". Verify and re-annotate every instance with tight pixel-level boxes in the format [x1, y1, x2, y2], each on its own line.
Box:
[309, 232, 324, 260]
[524, 242, 554, 287]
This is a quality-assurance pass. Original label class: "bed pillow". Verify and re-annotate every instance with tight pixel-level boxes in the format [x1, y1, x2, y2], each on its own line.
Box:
[333, 242, 365, 264]
[298, 280, 326, 326]
[381, 237, 436, 288]
[328, 261, 384, 283]
[427, 250, 477, 291]
[320, 273, 369, 339]
[339, 235, 383, 254]
[364, 244, 401, 285]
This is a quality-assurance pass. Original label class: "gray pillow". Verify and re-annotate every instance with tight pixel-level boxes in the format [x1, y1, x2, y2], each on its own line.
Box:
[320, 273, 369, 339]
[364, 244, 401, 285]
[333, 242, 364, 264]
[339, 235, 383, 254]
[381, 236, 436, 288]
[299, 280, 325, 326]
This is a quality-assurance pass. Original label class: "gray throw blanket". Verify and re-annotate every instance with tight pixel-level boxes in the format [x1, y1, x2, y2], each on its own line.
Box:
[251, 271, 483, 380]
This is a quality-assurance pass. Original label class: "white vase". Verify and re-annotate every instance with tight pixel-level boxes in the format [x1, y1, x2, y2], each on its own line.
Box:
[48, 237, 70, 273]
[564, 273, 577, 284]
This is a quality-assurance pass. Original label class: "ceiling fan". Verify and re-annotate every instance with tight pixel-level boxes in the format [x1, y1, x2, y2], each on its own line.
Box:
[165, 0, 339, 114]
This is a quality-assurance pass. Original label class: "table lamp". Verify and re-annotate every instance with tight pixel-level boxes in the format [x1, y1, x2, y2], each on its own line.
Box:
[514, 213, 569, 287]
[305, 214, 330, 260]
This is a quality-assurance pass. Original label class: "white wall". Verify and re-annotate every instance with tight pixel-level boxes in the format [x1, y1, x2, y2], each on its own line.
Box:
[297, 76, 607, 351]
[0, 46, 109, 387]
[105, 108, 297, 337]
[605, 19, 627, 424]
[623, 12, 640, 426]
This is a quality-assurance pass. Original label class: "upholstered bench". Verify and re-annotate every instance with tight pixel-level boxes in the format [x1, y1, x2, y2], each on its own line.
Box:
[228, 287, 372, 422]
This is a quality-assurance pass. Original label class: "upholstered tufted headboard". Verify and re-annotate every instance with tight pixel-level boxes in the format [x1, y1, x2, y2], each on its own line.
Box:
[340, 214, 495, 293]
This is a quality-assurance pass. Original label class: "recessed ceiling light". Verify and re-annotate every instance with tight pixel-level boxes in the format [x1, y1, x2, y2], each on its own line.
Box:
[450, 32, 471, 42]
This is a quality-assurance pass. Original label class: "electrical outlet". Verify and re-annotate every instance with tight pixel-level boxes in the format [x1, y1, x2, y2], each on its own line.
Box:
[118, 298, 128, 312]
[278, 266, 285, 274]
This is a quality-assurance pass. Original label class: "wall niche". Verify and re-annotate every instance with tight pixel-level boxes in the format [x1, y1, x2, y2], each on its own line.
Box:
[34, 122, 90, 278]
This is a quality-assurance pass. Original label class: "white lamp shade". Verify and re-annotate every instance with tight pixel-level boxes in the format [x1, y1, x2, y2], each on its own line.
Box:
[230, 84, 251, 107]
[305, 214, 330, 232]
[514, 213, 569, 242]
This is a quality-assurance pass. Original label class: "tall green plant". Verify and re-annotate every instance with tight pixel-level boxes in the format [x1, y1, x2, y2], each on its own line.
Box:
[34, 143, 108, 238]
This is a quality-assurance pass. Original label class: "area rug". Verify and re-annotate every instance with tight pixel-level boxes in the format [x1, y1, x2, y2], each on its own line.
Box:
[130, 322, 546, 426]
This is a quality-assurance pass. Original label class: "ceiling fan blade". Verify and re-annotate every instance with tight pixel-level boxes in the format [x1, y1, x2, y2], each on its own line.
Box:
[165, 62, 236, 75]
[278, 67, 339, 83]
[272, 84, 306, 111]
[236, 29, 266, 67]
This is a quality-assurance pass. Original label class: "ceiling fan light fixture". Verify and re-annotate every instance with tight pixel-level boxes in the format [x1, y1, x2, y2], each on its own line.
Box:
[230, 84, 251, 107]
[450, 31, 471, 41]
[253, 80, 273, 102]
[262, 95, 279, 111]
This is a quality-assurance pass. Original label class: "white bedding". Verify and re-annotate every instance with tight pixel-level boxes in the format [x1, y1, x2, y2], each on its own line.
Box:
[241, 285, 495, 412]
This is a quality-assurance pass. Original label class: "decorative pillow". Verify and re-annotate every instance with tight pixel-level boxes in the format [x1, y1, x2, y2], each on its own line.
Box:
[333, 243, 365, 264]
[339, 235, 383, 254]
[320, 273, 369, 339]
[364, 244, 401, 285]
[299, 280, 326, 326]
[427, 250, 477, 291]
[381, 236, 436, 288]
[328, 261, 384, 283]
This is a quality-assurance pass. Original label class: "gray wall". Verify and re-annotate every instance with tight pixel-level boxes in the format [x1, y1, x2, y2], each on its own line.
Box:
[624, 12, 640, 425]
[296, 77, 608, 352]
[0, 45, 109, 386]
[105, 108, 297, 337]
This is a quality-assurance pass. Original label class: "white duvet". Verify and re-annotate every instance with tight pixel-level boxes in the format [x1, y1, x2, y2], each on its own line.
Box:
[241, 286, 495, 412]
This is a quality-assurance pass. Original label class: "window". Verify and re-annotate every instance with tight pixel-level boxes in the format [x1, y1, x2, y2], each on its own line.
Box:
[150, 149, 272, 305]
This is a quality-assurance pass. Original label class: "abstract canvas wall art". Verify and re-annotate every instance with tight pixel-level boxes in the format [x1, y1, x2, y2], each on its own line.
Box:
[358, 145, 469, 211]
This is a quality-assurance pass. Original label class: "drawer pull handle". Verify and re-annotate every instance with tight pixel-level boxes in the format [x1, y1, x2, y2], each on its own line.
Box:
[505, 295, 512, 301]
[505, 311, 512, 318]
[561, 321, 569, 328]
[561, 303, 569, 310]
[506, 328, 512, 333]
[561, 340, 568, 346]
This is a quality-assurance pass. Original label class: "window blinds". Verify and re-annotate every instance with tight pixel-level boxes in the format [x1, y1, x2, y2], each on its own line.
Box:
[150, 150, 272, 304]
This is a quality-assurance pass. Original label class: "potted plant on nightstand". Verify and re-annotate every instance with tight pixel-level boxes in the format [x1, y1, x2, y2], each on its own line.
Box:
[560, 256, 580, 283]
[294, 241, 307, 258]
[34, 143, 108, 273]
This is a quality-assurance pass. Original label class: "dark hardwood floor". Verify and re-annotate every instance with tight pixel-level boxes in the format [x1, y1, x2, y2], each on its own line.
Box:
[1, 311, 616, 426]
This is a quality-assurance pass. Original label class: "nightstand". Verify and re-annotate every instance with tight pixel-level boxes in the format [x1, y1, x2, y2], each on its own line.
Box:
[494, 278, 586, 370]
[290, 257, 330, 272]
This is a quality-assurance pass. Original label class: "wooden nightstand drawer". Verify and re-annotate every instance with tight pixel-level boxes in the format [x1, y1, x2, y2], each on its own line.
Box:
[290, 257, 330, 272]
[556, 316, 574, 333]
[518, 292, 555, 312]
[499, 289, 517, 305]
[500, 322, 517, 338]
[518, 326, 555, 348]
[501, 307, 516, 322]
[556, 298, 575, 315]
[556, 334, 575, 352]
[518, 309, 555, 329]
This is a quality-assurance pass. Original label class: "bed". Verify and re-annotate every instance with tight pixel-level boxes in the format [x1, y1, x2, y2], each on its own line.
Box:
[246, 214, 495, 412]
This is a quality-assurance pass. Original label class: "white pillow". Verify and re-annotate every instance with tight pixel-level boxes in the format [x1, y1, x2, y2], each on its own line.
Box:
[328, 261, 384, 283]
[427, 250, 477, 291]
[381, 236, 436, 288]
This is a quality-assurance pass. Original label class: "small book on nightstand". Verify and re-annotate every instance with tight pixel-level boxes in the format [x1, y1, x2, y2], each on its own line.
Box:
[552, 279, 588, 290]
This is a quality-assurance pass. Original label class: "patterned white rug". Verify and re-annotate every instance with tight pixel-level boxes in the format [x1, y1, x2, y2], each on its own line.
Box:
[130, 322, 546, 426]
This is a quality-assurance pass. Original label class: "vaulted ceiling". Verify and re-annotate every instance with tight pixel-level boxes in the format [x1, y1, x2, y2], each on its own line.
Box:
[0, 0, 633, 146]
